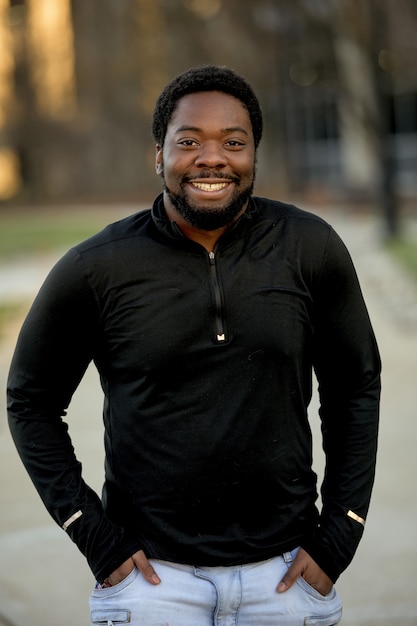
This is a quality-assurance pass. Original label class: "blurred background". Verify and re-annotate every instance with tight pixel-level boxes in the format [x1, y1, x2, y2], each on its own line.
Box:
[0, 0, 416, 226]
[0, 1, 417, 625]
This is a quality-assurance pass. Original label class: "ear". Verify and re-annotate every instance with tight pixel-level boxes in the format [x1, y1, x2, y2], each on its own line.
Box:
[155, 144, 163, 176]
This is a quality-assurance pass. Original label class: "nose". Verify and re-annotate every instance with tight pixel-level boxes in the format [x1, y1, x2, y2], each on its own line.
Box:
[194, 141, 227, 168]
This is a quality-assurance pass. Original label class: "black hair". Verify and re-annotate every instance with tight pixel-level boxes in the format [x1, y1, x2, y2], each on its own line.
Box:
[152, 65, 263, 148]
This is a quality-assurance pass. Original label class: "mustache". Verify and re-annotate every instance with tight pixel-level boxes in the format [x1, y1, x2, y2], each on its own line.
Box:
[184, 172, 239, 183]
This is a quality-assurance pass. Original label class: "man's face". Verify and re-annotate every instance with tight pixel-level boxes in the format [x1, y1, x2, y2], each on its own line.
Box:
[156, 90, 256, 231]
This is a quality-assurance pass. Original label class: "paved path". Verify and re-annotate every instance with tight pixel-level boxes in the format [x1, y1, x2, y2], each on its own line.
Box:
[0, 208, 416, 625]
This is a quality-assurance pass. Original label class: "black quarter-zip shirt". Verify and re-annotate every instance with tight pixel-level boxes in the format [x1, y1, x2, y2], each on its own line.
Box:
[7, 195, 381, 583]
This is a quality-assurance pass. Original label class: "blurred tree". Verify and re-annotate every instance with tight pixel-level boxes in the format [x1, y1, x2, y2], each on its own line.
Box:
[330, 0, 400, 237]
[69, 0, 167, 200]
[27, 0, 76, 120]
[0, 0, 21, 199]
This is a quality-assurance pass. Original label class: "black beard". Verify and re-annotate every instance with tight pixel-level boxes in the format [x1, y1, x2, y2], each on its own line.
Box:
[163, 177, 254, 231]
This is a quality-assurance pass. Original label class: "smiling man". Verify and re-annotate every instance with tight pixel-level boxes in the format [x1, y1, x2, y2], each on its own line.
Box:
[8, 66, 381, 626]
[156, 89, 256, 241]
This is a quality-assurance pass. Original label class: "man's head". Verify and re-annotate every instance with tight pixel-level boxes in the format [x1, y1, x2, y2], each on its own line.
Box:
[152, 65, 263, 150]
[153, 66, 262, 233]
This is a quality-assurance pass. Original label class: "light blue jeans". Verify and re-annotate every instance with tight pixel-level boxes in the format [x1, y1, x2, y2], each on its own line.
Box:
[89, 548, 342, 625]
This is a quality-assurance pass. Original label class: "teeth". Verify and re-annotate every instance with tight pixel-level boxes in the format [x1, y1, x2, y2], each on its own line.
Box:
[191, 182, 228, 191]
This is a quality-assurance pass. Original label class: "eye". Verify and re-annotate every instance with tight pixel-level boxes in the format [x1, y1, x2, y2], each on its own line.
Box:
[225, 140, 245, 149]
[178, 139, 199, 147]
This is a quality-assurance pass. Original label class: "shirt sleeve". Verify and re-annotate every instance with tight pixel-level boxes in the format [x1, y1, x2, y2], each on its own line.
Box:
[302, 227, 381, 582]
[7, 248, 141, 582]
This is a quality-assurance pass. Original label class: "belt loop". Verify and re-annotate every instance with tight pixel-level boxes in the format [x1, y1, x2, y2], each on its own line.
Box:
[283, 551, 293, 563]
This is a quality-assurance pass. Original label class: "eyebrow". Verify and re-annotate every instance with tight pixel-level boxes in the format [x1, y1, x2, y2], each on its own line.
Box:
[174, 125, 249, 136]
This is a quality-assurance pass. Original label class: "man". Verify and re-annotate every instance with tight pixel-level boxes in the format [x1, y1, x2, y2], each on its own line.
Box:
[8, 65, 380, 625]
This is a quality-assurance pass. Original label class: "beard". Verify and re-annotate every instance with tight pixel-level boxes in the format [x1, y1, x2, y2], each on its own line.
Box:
[163, 172, 255, 231]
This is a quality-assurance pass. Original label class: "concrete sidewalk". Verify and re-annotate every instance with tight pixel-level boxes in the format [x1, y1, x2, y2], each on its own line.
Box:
[1, 209, 417, 625]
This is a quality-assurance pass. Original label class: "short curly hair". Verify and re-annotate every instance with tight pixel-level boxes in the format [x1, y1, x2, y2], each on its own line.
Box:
[152, 65, 263, 149]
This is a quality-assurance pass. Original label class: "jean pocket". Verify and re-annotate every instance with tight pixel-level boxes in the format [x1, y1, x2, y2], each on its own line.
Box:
[91, 609, 131, 624]
[295, 574, 336, 601]
[91, 566, 138, 598]
[304, 609, 342, 625]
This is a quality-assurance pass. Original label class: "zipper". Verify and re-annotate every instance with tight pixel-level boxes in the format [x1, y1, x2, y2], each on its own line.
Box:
[208, 250, 227, 343]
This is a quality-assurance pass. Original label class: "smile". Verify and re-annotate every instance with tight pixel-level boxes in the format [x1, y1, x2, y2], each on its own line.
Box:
[191, 182, 229, 192]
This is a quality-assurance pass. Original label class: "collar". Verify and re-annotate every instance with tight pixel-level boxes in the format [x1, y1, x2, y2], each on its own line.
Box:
[150, 193, 259, 250]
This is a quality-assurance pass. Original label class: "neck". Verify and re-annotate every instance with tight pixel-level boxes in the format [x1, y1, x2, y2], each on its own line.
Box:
[174, 223, 227, 253]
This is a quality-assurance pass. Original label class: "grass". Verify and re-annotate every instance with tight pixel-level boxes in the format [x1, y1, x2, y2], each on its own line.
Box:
[0, 208, 120, 261]
[0, 302, 25, 342]
[388, 237, 417, 283]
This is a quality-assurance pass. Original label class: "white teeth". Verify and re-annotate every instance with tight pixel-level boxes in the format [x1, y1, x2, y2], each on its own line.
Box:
[191, 182, 228, 191]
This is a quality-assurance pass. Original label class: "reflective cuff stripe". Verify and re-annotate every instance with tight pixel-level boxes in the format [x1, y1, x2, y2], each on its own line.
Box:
[347, 509, 365, 526]
[62, 510, 83, 531]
